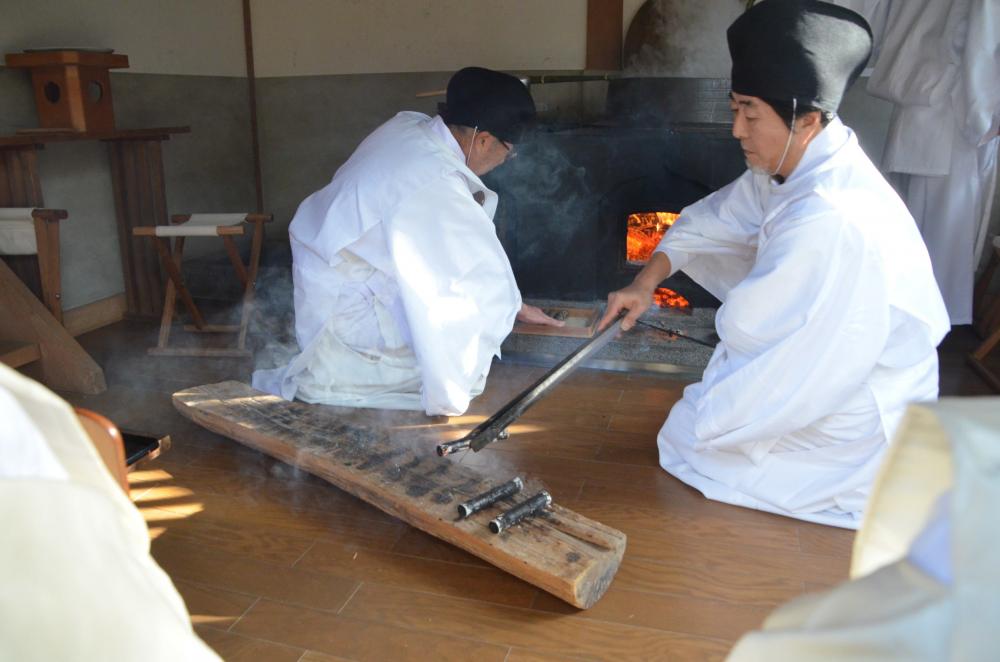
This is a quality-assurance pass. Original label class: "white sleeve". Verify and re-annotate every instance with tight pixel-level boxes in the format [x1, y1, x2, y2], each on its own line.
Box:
[958, 0, 1000, 145]
[385, 175, 521, 416]
[693, 214, 890, 461]
[655, 171, 761, 300]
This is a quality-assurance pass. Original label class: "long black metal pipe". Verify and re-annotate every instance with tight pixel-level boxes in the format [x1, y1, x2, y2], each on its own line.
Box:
[436, 317, 624, 456]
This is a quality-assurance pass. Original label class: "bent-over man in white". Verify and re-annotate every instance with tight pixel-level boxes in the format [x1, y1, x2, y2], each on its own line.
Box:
[254, 68, 561, 416]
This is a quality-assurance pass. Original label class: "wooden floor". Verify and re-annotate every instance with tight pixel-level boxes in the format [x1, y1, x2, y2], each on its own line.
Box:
[60, 320, 996, 661]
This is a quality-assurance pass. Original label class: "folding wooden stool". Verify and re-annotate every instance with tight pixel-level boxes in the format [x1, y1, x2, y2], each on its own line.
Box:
[0, 207, 68, 323]
[970, 236, 1000, 392]
[133, 213, 272, 357]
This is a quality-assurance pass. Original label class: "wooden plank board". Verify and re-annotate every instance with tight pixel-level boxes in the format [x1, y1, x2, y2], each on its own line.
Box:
[172, 381, 626, 609]
[514, 306, 600, 338]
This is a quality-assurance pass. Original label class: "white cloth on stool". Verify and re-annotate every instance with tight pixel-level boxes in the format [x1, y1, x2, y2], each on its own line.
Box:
[153, 213, 247, 237]
[0, 364, 220, 662]
[655, 118, 949, 529]
[253, 112, 520, 416]
[0, 208, 37, 255]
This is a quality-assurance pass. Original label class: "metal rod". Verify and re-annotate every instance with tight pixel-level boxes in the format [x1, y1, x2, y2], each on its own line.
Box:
[489, 491, 552, 534]
[436, 316, 624, 456]
[634, 319, 716, 348]
[457, 477, 523, 519]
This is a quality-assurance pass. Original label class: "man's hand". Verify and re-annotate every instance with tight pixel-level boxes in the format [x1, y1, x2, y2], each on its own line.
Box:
[599, 282, 655, 332]
[517, 303, 565, 327]
[599, 251, 673, 332]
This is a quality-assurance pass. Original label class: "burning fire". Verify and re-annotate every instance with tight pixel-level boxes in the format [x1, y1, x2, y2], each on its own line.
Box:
[627, 212, 679, 263]
[653, 287, 690, 310]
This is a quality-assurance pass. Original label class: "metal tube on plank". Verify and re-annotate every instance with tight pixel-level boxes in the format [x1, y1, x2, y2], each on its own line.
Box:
[457, 476, 524, 519]
[436, 316, 624, 456]
[489, 491, 552, 534]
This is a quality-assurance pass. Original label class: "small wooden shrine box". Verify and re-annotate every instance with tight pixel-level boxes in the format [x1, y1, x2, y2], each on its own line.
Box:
[5, 50, 129, 133]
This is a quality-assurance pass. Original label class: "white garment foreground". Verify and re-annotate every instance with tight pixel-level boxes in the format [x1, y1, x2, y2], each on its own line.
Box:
[656, 118, 950, 528]
[253, 113, 521, 416]
[861, 0, 1000, 324]
[0, 365, 220, 662]
[727, 398, 1000, 661]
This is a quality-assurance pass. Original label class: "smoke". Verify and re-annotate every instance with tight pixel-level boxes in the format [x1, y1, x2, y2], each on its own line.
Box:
[248, 257, 298, 372]
[488, 136, 595, 264]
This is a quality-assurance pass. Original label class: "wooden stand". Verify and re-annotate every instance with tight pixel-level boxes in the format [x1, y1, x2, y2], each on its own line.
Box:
[0, 127, 190, 318]
[173, 381, 627, 609]
[5, 50, 129, 133]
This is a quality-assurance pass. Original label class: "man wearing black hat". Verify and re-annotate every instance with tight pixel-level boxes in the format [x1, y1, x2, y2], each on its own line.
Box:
[253, 67, 561, 416]
[601, 0, 949, 528]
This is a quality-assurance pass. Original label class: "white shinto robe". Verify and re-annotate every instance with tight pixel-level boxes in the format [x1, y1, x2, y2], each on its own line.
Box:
[656, 118, 950, 529]
[252, 113, 521, 416]
[727, 398, 1000, 661]
[861, 0, 1000, 324]
[0, 365, 220, 661]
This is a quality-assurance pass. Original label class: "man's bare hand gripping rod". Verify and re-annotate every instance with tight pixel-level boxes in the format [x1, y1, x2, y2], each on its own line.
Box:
[598, 252, 673, 332]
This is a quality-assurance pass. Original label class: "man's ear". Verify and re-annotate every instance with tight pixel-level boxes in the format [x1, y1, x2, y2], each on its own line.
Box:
[795, 110, 822, 134]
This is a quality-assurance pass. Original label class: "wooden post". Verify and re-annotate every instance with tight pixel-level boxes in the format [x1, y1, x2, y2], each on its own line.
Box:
[242, 0, 264, 212]
[586, 0, 624, 71]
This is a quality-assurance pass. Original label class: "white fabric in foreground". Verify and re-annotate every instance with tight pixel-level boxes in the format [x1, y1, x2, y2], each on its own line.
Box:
[726, 398, 1000, 661]
[654, 118, 949, 528]
[0, 208, 37, 255]
[153, 213, 247, 237]
[0, 364, 220, 661]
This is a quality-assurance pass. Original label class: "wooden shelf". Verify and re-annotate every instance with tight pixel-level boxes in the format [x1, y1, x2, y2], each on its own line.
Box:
[0, 126, 190, 147]
[0, 340, 41, 368]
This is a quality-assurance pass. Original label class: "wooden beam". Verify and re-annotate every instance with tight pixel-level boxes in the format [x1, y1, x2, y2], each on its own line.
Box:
[243, 0, 264, 212]
[0, 259, 105, 393]
[173, 381, 626, 609]
[586, 0, 624, 71]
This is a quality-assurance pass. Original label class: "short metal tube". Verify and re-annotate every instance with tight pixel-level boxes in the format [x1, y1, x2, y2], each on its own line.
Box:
[436, 438, 470, 456]
[457, 477, 523, 519]
[488, 491, 552, 534]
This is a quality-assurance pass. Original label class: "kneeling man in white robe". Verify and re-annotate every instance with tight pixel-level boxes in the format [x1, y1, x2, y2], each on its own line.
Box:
[254, 67, 562, 416]
[601, 0, 950, 528]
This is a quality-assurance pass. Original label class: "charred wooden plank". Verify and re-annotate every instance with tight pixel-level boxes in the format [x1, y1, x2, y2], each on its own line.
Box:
[172, 381, 626, 609]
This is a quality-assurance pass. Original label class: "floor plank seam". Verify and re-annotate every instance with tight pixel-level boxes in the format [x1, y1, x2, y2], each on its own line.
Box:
[226, 595, 261, 632]
[336, 582, 363, 615]
[197, 623, 313, 658]
[290, 539, 319, 568]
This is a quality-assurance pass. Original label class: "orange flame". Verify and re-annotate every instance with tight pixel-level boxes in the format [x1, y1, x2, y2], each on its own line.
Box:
[626, 212, 679, 263]
[653, 287, 690, 309]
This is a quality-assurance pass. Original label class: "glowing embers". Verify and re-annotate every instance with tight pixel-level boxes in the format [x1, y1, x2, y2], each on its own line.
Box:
[653, 287, 690, 310]
[626, 212, 679, 264]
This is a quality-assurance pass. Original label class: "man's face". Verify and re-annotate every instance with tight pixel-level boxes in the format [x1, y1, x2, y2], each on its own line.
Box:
[468, 132, 515, 176]
[729, 92, 791, 176]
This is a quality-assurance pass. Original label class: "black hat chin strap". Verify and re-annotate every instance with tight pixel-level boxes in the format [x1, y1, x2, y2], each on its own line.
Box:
[771, 98, 797, 179]
[465, 126, 479, 167]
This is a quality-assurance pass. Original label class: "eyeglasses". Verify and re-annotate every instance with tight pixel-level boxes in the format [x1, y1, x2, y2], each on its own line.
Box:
[498, 139, 517, 160]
